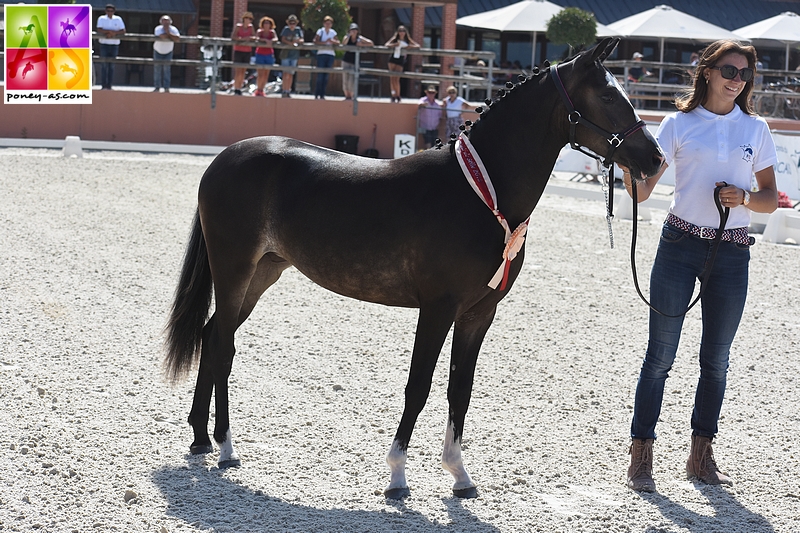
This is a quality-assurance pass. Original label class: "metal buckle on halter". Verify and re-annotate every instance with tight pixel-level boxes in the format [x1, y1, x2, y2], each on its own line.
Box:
[568, 110, 581, 124]
[699, 227, 716, 239]
[608, 134, 623, 147]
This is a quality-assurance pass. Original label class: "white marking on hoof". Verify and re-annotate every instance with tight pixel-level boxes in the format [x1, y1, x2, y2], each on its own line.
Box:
[217, 429, 240, 468]
[442, 420, 475, 492]
[384, 439, 408, 495]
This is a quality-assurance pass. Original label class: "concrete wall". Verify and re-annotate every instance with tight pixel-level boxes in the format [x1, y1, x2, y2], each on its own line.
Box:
[0, 88, 420, 158]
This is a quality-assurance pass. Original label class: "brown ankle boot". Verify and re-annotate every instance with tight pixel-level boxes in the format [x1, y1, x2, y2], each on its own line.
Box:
[686, 435, 733, 485]
[627, 438, 656, 492]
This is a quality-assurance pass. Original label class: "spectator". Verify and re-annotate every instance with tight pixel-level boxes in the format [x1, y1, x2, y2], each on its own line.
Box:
[417, 85, 442, 149]
[690, 52, 700, 66]
[230, 12, 256, 95]
[96, 4, 125, 90]
[313, 15, 339, 100]
[341, 23, 374, 100]
[385, 25, 419, 102]
[279, 15, 304, 98]
[254, 16, 278, 97]
[153, 15, 179, 93]
[629, 52, 650, 82]
[442, 86, 473, 139]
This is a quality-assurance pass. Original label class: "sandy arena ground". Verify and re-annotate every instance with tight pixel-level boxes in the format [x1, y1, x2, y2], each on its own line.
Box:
[0, 147, 798, 533]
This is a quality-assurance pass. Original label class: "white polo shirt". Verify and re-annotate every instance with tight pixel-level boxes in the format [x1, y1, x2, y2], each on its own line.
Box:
[97, 14, 125, 45]
[154, 25, 180, 55]
[656, 105, 777, 229]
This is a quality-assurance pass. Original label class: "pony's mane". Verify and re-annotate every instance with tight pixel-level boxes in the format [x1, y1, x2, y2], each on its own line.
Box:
[435, 60, 555, 152]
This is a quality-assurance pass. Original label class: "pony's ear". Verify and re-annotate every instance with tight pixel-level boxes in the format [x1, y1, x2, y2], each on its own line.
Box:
[590, 37, 618, 64]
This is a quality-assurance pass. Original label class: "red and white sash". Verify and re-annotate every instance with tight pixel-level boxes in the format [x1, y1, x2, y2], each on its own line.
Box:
[455, 133, 528, 291]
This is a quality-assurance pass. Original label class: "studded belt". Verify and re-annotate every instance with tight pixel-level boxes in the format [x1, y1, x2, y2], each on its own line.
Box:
[666, 213, 753, 246]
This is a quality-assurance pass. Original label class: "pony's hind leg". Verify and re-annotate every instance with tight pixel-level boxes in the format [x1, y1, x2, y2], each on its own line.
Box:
[385, 301, 456, 499]
[441, 303, 498, 498]
[211, 253, 290, 468]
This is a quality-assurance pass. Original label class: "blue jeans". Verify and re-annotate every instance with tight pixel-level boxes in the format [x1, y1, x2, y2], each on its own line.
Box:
[315, 53, 334, 97]
[630, 222, 750, 440]
[99, 44, 118, 88]
[153, 50, 173, 89]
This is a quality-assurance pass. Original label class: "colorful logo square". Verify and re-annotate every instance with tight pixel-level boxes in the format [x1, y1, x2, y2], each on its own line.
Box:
[5, 5, 48, 48]
[48, 6, 92, 49]
[5, 48, 49, 90]
[4, 4, 92, 104]
[49, 49, 91, 91]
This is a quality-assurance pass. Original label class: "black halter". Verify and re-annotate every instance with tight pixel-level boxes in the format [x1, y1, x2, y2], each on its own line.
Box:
[550, 64, 646, 217]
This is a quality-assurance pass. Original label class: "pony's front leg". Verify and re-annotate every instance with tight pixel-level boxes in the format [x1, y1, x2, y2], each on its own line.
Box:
[384, 303, 456, 499]
[441, 304, 498, 498]
[442, 419, 476, 497]
[385, 440, 409, 499]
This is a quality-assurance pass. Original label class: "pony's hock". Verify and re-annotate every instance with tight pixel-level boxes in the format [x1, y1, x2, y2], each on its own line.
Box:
[165, 38, 663, 499]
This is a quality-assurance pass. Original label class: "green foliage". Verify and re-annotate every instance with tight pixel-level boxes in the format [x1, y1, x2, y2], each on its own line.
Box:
[301, 0, 352, 40]
[546, 7, 597, 48]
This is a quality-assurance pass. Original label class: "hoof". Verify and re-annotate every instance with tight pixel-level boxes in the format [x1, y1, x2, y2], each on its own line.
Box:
[218, 458, 241, 469]
[453, 486, 478, 499]
[384, 486, 410, 500]
[190, 443, 213, 455]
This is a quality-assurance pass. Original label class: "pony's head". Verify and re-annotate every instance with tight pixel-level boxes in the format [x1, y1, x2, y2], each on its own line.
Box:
[554, 38, 663, 179]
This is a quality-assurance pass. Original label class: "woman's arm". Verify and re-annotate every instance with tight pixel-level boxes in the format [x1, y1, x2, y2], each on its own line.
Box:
[358, 36, 374, 46]
[735, 166, 778, 213]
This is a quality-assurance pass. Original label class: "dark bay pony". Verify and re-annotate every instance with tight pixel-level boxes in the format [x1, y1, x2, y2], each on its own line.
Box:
[165, 38, 663, 499]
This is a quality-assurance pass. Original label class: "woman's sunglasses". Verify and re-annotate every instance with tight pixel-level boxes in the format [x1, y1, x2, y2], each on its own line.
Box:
[710, 65, 754, 82]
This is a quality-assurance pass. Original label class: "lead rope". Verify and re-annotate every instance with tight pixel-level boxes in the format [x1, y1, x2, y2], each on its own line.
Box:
[629, 180, 729, 318]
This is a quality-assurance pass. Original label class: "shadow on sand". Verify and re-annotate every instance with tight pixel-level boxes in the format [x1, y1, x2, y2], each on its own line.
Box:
[641, 483, 774, 533]
[151, 457, 501, 532]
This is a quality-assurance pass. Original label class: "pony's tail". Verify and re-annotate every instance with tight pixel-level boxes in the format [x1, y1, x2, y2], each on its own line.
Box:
[164, 210, 212, 382]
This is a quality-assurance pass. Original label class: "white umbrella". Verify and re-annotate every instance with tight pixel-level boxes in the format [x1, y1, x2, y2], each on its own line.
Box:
[456, 0, 618, 67]
[735, 12, 800, 71]
[608, 4, 742, 77]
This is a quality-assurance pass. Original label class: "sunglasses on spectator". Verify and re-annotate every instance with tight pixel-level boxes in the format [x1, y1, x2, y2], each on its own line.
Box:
[710, 65, 754, 82]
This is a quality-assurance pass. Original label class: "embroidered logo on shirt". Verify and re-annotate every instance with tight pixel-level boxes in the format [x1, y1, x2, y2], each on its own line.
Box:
[740, 144, 754, 163]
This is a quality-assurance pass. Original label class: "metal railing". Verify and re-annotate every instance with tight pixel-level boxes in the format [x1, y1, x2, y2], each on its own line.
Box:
[80, 32, 496, 113]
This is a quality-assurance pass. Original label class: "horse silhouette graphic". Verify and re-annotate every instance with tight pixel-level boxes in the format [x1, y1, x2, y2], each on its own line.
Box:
[61, 19, 77, 37]
[60, 63, 78, 77]
[740, 144, 754, 163]
[22, 61, 35, 79]
[19, 24, 36, 36]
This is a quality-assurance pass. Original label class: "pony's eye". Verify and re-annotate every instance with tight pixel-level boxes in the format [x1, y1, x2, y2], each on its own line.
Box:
[601, 92, 615, 103]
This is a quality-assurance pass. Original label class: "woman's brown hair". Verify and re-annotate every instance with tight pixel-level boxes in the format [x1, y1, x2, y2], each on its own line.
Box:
[676, 39, 758, 115]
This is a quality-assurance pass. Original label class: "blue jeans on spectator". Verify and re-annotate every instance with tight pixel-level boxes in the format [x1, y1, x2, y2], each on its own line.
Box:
[99, 44, 119, 89]
[315, 53, 334, 98]
[630, 222, 750, 441]
[153, 50, 173, 90]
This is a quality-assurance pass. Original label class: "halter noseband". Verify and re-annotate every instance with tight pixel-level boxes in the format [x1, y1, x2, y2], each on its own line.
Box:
[549, 64, 645, 167]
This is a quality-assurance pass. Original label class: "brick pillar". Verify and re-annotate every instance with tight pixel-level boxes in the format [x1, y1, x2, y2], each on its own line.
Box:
[441, 1, 457, 78]
[411, 4, 426, 96]
[232, 0, 248, 26]
[210, 0, 224, 37]
[185, 5, 200, 87]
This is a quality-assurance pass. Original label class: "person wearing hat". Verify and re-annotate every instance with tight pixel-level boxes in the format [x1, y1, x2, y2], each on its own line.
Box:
[153, 15, 180, 93]
[230, 12, 256, 95]
[96, 4, 125, 90]
[341, 23, 374, 100]
[279, 15, 304, 98]
[629, 51, 650, 82]
[417, 85, 442, 149]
